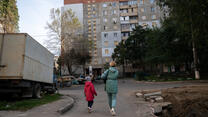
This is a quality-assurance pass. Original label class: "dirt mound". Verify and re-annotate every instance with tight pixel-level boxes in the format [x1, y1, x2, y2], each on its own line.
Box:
[161, 85, 208, 117]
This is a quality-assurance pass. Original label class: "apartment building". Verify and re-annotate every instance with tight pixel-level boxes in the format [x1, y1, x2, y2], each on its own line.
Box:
[138, 0, 162, 28]
[63, 0, 163, 75]
[119, 0, 138, 40]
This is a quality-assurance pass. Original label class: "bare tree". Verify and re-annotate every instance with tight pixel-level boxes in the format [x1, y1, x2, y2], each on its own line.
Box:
[46, 8, 90, 75]
[45, 8, 81, 54]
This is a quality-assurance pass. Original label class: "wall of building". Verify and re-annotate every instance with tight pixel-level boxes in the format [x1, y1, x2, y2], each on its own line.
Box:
[63, 0, 164, 72]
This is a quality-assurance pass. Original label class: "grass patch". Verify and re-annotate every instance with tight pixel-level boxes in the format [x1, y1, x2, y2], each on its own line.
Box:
[0, 94, 62, 111]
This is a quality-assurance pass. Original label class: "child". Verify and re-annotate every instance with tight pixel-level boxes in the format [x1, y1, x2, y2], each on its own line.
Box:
[84, 75, 97, 113]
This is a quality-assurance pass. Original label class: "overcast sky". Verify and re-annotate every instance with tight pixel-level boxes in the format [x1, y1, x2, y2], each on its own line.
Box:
[17, 0, 63, 54]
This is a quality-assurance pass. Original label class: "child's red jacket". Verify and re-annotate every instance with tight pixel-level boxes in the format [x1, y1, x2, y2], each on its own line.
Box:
[84, 81, 97, 101]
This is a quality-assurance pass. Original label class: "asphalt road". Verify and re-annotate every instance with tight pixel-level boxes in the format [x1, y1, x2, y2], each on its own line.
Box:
[0, 79, 204, 117]
[59, 79, 196, 117]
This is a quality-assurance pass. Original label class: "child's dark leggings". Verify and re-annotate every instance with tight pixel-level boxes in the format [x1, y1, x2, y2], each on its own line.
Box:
[88, 100, 94, 108]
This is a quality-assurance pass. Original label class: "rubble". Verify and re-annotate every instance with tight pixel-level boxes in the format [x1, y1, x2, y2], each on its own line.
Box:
[136, 90, 172, 116]
[136, 93, 143, 98]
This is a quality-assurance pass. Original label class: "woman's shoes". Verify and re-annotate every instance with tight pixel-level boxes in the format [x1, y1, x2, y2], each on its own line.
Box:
[110, 108, 116, 116]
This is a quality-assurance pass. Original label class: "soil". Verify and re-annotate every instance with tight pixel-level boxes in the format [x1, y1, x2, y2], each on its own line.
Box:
[161, 85, 208, 117]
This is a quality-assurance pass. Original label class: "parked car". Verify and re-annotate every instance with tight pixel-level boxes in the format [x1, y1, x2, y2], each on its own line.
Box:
[76, 75, 86, 84]
[57, 76, 75, 87]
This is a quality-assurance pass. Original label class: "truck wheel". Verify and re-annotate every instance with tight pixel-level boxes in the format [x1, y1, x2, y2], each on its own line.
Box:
[32, 83, 41, 98]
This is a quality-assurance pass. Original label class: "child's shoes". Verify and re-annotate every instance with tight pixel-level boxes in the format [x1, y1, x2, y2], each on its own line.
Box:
[88, 107, 92, 113]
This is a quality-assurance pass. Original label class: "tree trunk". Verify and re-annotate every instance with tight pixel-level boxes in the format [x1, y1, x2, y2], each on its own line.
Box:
[190, 10, 200, 79]
[122, 60, 125, 78]
[192, 41, 200, 79]
[67, 63, 72, 75]
[83, 64, 86, 75]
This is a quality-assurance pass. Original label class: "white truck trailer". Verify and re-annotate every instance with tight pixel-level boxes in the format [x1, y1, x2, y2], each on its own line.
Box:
[0, 33, 56, 98]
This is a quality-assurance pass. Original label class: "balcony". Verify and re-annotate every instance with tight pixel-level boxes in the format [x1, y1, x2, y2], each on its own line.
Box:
[129, 19, 138, 23]
[122, 36, 129, 40]
[121, 28, 131, 32]
[120, 20, 129, 24]
[120, 4, 137, 9]
[120, 12, 138, 16]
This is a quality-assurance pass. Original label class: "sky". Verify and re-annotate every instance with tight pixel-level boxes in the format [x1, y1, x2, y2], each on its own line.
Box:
[17, 0, 63, 54]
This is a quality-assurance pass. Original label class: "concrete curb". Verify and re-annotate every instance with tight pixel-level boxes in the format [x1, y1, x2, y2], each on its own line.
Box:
[136, 80, 208, 84]
[57, 96, 75, 114]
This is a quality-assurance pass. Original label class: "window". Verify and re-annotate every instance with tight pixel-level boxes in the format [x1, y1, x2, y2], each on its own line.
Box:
[92, 7, 96, 11]
[151, 7, 155, 12]
[112, 10, 117, 15]
[104, 41, 108, 46]
[88, 1, 91, 3]
[112, 18, 117, 24]
[129, 0, 137, 5]
[142, 16, 146, 20]
[114, 41, 118, 46]
[140, 0, 144, 4]
[88, 5, 91, 7]
[152, 15, 156, 19]
[92, 14, 96, 18]
[120, 1, 128, 6]
[112, 2, 116, 7]
[92, 0, 95, 3]
[141, 8, 145, 12]
[104, 33, 108, 38]
[130, 24, 136, 29]
[103, 10, 107, 15]
[104, 26, 107, 30]
[121, 9, 128, 13]
[150, 0, 154, 4]
[104, 18, 107, 22]
[92, 4, 96, 7]
[105, 49, 109, 54]
[103, 3, 107, 7]
[88, 8, 91, 11]
[130, 16, 137, 20]
[120, 17, 124, 21]
[114, 33, 117, 37]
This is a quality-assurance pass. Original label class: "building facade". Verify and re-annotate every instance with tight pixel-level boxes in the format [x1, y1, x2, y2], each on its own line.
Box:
[63, 0, 163, 75]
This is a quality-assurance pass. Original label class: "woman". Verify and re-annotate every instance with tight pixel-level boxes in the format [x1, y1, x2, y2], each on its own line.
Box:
[101, 61, 119, 116]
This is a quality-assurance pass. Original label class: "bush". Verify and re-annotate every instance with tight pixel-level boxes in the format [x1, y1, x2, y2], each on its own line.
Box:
[135, 72, 146, 81]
